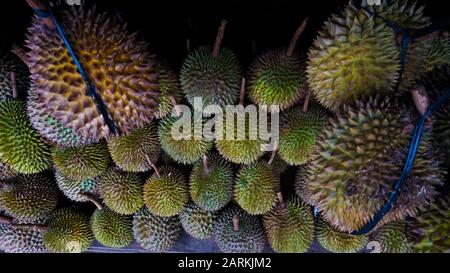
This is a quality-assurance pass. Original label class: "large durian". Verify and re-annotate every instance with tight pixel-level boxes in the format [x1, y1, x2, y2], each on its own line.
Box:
[424, 36, 450, 73]
[0, 223, 47, 253]
[297, 98, 444, 233]
[0, 100, 52, 174]
[26, 6, 160, 141]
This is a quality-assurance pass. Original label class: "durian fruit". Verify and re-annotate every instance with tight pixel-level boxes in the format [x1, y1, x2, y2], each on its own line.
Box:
[316, 219, 368, 253]
[0, 173, 59, 222]
[158, 114, 212, 164]
[98, 168, 144, 215]
[55, 170, 99, 203]
[28, 89, 94, 148]
[179, 202, 217, 240]
[278, 105, 328, 166]
[263, 194, 314, 253]
[0, 52, 29, 101]
[297, 98, 444, 233]
[180, 21, 241, 108]
[215, 109, 267, 165]
[213, 206, 266, 253]
[43, 208, 94, 253]
[371, 222, 411, 253]
[235, 161, 279, 215]
[189, 153, 234, 212]
[155, 63, 183, 119]
[248, 18, 309, 111]
[0, 160, 17, 180]
[133, 207, 181, 252]
[0, 223, 47, 253]
[91, 208, 133, 248]
[0, 100, 52, 174]
[425, 36, 450, 73]
[408, 197, 450, 253]
[307, 3, 400, 111]
[143, 166, 188, 217]
[26, 6, 160, 141]
[53, 142, 110, 181]
[108, 123, 160, 173]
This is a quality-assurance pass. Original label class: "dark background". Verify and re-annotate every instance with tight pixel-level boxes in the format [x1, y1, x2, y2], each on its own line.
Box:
[0, 0, 448, 70]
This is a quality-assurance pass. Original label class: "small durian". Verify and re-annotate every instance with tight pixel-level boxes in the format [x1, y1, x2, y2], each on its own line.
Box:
[143, 166, 188, 217]
[91, 207, 133, 249]
[213, 206, 266, 253]
[189, 153, 234, 212]
[155, 63, 183, 119]
[98, 168, 144, 215]
[371, 222, 411, 253]
[234, 161, 279, 215]
[53, 142, 110, 181]
[133, 208, 181, 252]
[179, 202, 217, 240]
[108, 123, 160, 173]
[316, 219, 368, 253]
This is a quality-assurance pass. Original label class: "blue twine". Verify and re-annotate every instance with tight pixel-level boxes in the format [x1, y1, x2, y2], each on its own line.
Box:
[32, 7, 120, 136]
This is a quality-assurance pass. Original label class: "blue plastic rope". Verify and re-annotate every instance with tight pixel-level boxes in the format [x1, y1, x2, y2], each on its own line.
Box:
[32, 7, 120, 136]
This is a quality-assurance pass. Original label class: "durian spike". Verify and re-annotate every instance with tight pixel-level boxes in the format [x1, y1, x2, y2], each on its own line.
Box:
[169, 95, 182, 117]
[145, 154, 161, 178]
[412, 85, 430, 116]
[239, 78, 246, 106]
[202, 155, 210, 175]
[212, 20, 228, 58]
[11, 45, 29, 68]
[0, 214, 48, 232]
[277, 192, 286, 209]
[232, 214, 240, 232]
[267, 140, 279, 166]
[79, 193, 103, 211]
[25, 0, 55, 30]
[303, 90, 311, 113]
[10, 72, 17, 99]
[286, 18, 308, 57]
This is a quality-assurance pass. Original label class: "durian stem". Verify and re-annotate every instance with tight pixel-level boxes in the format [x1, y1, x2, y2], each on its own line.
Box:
[212, 20, 228, 58]
[0, 215, 13, 225]
[25, 0, 55, 30]
[11, 46, 29, 68]
[277, 192, 286, 209]
[79, 193, 103, 211]
[10, 72, 18, 99]
[412, 85, 430, 116]
[169, 95, 182, 118]
[239, 78, 246, 106]
[302, 90, 311, 113]
[202, 155, 210, 175]
[267, 141, 279, 166]
[145, 154, 161, 178]
[232, 214, 240, 232]
[0, 215, 48, 232]
[286, 18, 309, 57]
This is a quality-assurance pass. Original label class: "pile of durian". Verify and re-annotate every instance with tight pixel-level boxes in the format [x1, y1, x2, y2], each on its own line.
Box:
[1, 0, 450, 253]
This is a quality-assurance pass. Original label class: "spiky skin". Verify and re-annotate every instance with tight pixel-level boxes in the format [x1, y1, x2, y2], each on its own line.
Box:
[0, 53, 29, 101]
[180, 46, 241, 109]
[307, 4, 400, 111]
[248, 49, 306, 111]
[91, 208, 133, 248]
[213, 206, 266, 253]
[0, 160, 17, 180]
[235, 161, 279, 215]
[155, 63, 183, 119]
[215, 111, 267, 165]
[0, 100, 52, 174]
[189, 153, 234, 212]
[371, 222, 411, 253]
[180, 202, 217, 240]
[263, 196, 315, 253]
[0, 174, 59, 222]
[133, 208, 181, 252]
[26, 7, 160, 141]
[158, 115, 212, 164]
[55, 170, 99, 203]
[0, 224, 47, 253]
[279, 105, 328, 166]
[425, 37, 450, 73]
[98, 169, 144, 215]
[408, 197, 450, 253]
[143, 166, 188, 217]
[53, 142, 110, 181]
[108, 124, 160, 172]
[317, 219, 368, 253]
[298, 98, 444, 233]
[28, 89, 94, 148]
[43, 208, 94, 253]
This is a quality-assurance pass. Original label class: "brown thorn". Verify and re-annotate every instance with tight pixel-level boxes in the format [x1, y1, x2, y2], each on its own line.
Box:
[239, 78, 246, 106]
[10, 72, 18, 99]
[212, 20, 228, 58]
[232, 214, 240, 232]
[145, 154, 161, 178]
[11, 223, 48, 232]
[25, 0, 55, 30]
[303, 90, 311, 113]
[267, 141, 279, 166]
[286, 18, 309, 57]
[79, 193, 103, 210]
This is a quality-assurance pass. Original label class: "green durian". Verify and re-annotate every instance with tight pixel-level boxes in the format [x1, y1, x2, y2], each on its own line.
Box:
[179, 202, 217, 240]
[371, 222, 411, 253]
[317, 218, 368, 253]
[91, 208, 133, 248]
[55, 170, 99, 203]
